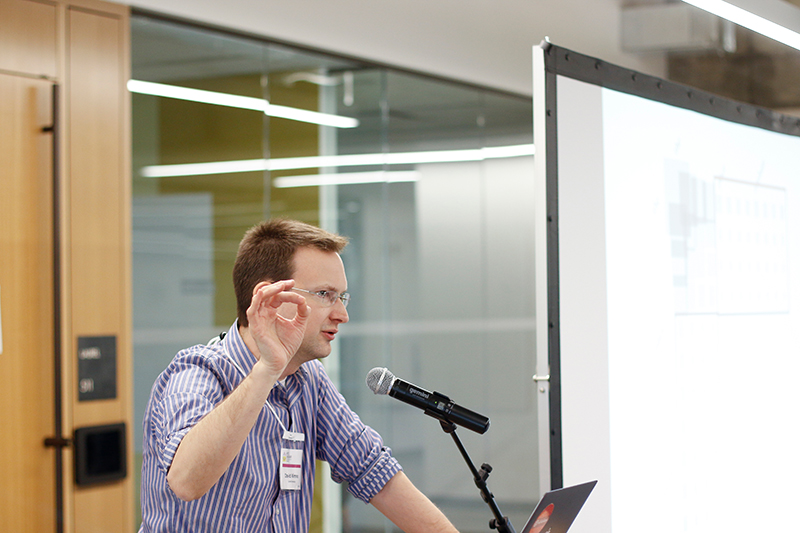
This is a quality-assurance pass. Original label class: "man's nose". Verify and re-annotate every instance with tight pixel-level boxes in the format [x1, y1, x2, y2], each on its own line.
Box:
[331, 299, 349, 323]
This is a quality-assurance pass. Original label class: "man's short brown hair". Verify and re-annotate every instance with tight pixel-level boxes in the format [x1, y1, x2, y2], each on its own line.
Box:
[232, 219, 348, 326]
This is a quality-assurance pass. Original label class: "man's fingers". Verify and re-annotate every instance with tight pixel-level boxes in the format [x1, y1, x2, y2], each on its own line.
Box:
[249, 280, 308, 316]
[251, 280, 295, 306]
[252, 280, 291, 299]
[292, 297, 310, 324]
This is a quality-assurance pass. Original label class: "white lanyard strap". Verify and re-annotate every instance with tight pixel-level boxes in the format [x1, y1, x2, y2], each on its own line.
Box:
[266, 399, 289, 433]
[215, 336, 289, 433]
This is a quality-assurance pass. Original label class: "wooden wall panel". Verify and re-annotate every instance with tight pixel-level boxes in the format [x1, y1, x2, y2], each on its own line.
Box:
[0, 0, 58, 78]
[67, 9, 124, 343]
[66, 4, 133, 532]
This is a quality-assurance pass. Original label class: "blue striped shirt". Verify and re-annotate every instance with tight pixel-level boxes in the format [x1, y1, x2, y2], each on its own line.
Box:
[139, 321, 402, 532]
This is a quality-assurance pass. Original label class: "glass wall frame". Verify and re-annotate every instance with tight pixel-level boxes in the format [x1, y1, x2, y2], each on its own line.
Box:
[131, 11, 537, 533]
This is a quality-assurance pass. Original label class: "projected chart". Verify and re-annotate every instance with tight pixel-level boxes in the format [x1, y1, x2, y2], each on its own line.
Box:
[665, 163, 789, 315]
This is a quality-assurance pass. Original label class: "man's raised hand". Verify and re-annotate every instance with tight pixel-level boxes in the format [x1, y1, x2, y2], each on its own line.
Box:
[246, 280, 309, 378]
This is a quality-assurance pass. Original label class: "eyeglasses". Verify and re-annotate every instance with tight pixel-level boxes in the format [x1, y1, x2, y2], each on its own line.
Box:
[292, 287, 351, 308]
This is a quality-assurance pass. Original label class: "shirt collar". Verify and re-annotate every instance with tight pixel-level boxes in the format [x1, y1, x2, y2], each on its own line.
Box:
[222, 320, 257, 377]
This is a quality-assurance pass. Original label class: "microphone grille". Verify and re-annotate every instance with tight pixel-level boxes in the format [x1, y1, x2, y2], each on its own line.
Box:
[366, 367, 395, 395]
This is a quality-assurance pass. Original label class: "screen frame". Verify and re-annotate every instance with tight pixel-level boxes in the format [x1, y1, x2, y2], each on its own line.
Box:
[532, 41, 800, 492]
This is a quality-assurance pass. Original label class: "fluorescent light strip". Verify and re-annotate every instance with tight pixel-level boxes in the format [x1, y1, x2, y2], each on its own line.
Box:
[273, 171, 420, 188]
[682, 0, 800, 51]
[139, 144, 535, 178]
[127, 79, 359, 129]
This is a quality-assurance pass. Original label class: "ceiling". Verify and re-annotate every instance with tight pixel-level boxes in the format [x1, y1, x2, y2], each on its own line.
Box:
[130, 1, 800, 119]
[622, 0, 800, 113]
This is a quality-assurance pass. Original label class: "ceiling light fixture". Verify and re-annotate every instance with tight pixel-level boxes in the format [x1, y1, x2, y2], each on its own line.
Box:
[139, 144, 535, 179]
[127, 79, 359, 128]
[681, 0, 800, 51]
[273, 171, 420, 188]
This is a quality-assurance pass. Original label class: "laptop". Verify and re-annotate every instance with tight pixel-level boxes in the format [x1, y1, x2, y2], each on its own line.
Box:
[519, 480, 597, 533]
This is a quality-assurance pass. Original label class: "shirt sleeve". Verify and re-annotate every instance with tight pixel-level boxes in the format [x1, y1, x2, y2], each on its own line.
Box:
[311, 362, 403, 503]
[149, 352, 228, 475]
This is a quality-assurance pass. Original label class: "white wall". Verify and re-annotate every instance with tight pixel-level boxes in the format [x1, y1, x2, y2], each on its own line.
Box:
[119, 0, 665, 96]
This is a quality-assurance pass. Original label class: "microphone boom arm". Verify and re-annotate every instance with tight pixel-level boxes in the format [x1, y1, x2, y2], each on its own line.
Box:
[439, 421, 515, 533]
[366, 368, 511, 531]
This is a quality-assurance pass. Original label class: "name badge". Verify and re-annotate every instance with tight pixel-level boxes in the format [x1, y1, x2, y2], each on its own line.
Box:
[280, 431, 305, 491]
[280, 448, 303, 490]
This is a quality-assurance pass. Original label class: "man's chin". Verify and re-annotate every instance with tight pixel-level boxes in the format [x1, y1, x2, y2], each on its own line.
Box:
[298, 345, 332, 362]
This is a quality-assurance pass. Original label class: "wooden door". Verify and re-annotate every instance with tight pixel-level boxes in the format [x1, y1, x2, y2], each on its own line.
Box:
[1, 1, 132, 530]
[0, 72, 57, 533]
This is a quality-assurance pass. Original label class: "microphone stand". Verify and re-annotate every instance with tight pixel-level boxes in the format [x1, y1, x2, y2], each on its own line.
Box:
[439, 421, 516, 533]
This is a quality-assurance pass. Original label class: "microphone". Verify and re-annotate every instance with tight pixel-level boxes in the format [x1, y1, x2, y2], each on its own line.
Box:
[366, 367, 490, 434]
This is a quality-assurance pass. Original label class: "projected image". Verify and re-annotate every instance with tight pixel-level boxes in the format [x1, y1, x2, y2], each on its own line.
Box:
[712, 177, 788, 313]
[665, 162, 789, 315]
[599, 87, 800, 533]
[546, 65, 800, 533]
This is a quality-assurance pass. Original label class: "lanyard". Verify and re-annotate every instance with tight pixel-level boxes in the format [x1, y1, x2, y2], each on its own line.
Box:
[266, 401, 289, 434]
[216, 335, 291, 432]
[215, 333, 305, 490]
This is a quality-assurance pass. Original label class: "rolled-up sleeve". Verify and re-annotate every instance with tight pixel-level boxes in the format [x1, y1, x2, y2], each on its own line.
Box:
[147, 355, 227, 475]
[344, 439, 402, 502]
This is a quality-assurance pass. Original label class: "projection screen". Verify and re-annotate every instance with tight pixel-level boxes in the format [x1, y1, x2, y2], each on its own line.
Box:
[533, 43, 800, 533]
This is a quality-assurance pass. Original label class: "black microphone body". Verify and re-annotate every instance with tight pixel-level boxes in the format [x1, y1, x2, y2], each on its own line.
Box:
[367, 368, 490, 434]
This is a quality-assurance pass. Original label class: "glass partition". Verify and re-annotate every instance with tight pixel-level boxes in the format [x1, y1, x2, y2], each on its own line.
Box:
[131, 12, 536, 533]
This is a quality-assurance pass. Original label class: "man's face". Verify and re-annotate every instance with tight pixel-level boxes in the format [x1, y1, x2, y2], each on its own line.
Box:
[279, 247, 349, 366]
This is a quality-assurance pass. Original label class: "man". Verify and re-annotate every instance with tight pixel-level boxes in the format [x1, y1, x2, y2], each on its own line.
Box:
[139, 219, 458, 532]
